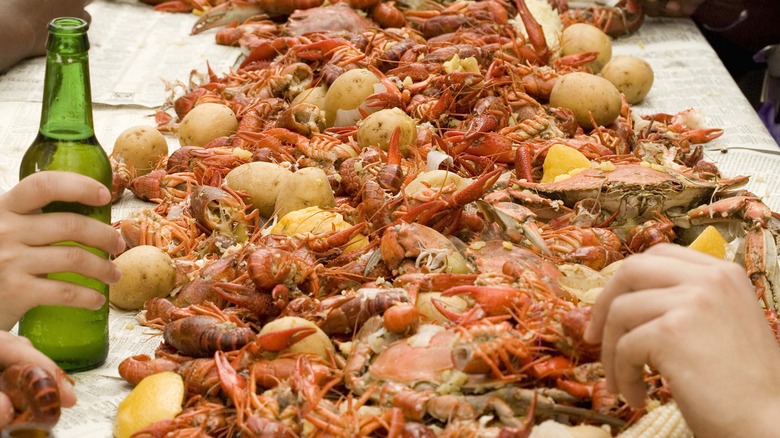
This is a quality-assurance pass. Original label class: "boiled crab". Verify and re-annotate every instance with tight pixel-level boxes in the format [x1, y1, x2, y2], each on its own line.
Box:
[342, 316, 627, 430]
[515, 162, 748, 222]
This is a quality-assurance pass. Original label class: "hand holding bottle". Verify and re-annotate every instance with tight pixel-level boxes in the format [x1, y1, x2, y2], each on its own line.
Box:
[0, 331, 76, 429]
[0, 171, 125, 331]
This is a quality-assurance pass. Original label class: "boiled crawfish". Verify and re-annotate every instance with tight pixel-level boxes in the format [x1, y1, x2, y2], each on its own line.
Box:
[0, 364, 63, 427]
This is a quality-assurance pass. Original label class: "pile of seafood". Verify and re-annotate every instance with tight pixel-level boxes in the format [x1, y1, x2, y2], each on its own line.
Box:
[105, 0, 780, 436]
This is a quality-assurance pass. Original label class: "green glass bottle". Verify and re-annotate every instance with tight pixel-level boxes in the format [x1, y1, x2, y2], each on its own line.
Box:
[18, 17, 111, 371]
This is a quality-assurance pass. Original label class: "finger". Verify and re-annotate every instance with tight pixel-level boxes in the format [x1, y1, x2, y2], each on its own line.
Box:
[23, 277, 108, 311]
[6, 172, 110, 214]
[19, 214, 124, 254]
[585, 253, 709, 342]
[598, 288, 680, 393]
[610, 321, 661, 407]
[0, 393, 13, 428]
[644, 243, 724, 265]
[0, 332, 76, 409]
[19, 213, 125, 255]
[0, 333, 61, 378]
[23, 246, 121, 285]
[59, 378, 76, 408]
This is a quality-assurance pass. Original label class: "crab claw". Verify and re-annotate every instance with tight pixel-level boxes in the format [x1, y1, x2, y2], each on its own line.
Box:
[476, 200, 551, 256]
[191, 1, 265, 35]
[256, 326, 317, 352]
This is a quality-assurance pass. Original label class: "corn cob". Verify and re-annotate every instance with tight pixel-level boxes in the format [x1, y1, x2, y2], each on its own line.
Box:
[618, 401, 693, 438]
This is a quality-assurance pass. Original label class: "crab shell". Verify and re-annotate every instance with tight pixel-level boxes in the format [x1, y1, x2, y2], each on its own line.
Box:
[515, 164, 748, 221]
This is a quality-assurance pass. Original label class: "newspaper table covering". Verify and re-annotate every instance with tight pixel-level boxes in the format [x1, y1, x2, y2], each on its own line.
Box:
[0, 0, 777, 436]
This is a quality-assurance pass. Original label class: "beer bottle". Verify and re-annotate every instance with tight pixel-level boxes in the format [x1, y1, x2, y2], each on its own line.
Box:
[18, 17, 111, 371]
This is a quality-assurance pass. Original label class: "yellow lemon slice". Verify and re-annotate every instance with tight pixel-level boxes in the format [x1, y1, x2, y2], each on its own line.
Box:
[272, 206, 368, 252]
[688, 225, 728, 259]
[114, 371, 184, 438]
[541, 144, 593, 183]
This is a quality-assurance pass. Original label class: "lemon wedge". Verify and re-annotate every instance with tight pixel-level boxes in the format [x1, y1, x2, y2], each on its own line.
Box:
[541, 144, 593, 183]
[272, 206, 368, 252]
[688, 225, 728, 259]
[114, 372, 184, 438]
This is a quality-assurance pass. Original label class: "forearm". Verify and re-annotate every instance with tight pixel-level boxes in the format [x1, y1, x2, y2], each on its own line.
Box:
[0, 4, 36, 72]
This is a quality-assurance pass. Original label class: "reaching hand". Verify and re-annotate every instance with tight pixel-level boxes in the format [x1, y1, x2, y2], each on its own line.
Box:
[0, 171, 125, 330]
[584, 244, 780, 437]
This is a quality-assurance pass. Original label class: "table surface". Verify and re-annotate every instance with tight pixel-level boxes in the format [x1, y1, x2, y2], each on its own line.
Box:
[0, 0, 779, 436]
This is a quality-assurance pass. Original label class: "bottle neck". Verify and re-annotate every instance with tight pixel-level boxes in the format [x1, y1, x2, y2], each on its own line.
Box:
[39, 20, 95, 141]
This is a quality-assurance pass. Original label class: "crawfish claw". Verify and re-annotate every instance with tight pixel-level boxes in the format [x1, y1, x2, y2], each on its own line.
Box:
[191, 2, 264, 34]
[256, 326, 318, 352]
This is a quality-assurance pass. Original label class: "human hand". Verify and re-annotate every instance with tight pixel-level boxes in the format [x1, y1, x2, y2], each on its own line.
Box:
[0, 331, 76, 428]
[584, 244, 780, 437]
[0, 171, 125, 331]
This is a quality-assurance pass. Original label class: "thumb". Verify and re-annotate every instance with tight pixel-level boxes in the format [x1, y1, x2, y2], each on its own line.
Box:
[0, 392, 14, 428]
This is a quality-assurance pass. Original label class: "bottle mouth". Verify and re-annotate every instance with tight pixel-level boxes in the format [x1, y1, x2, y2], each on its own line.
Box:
[48, 17, 89, 34]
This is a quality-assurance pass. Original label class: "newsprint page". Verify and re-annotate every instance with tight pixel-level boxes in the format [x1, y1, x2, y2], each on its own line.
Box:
[0, 0, 777, 436]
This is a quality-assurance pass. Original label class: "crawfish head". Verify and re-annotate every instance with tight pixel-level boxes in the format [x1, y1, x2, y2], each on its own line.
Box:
[0, 364, 62, 426]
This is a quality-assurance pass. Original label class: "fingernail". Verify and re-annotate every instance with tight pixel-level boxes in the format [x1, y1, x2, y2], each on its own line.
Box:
[94, 294, 107, 309]
[97, 187, 111, 204]
[583, 325, 595, 343]
[114, 235, 127, 254]
[110, 266, 122, 283]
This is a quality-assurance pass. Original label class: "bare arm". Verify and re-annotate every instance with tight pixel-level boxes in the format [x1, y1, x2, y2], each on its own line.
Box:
[0, 0, 91, 72]
[584, 244, 780, 437]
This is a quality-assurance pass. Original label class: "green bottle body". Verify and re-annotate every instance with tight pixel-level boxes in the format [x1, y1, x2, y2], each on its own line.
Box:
[18, 17, 111, 371]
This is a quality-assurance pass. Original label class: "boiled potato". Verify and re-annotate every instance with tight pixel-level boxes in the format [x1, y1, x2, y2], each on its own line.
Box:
[111, 125, 168, 176]
[560, 23, 612, 73]
[291, 85, 328, 110]
[178, 103, 238, 147]
[259, 316, 334, 360]
[274, 167, 336, 218]
[110, 245, 176, 310]
[600, 55, 654, 104]
[357, 108, 418, 155]
[549, 72, 622, 129]
[323, 68, 380, 127]
[225, 162, 292, 218]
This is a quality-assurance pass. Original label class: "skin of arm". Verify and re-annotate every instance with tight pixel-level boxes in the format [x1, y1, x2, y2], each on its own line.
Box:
[0, 171, 126, 331]
[0, 331, 76, 428]
[584, 244, 780, 437]
[0, 0, 91, 72]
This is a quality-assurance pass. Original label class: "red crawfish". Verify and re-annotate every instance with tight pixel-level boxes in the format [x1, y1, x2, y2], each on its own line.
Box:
[0, 364, 63, 427]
